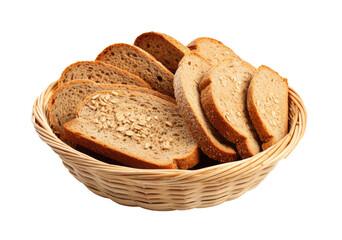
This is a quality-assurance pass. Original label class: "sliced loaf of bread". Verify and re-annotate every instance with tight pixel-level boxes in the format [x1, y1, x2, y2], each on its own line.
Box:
[49, 80, 175, 134]
[247, 65, 288, 150]
[96, 43, 174, 97]
[188, 37, 242, 65]
[199, 58, 260, 159]
[134, 32, 190, 73]
[58, 61, 150, 88]
[174, 53, 239, 162]
[64, 90, 199, 169]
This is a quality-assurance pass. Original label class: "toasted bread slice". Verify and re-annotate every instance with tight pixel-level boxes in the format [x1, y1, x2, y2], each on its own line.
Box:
[49, 80, 175, 134]
[199, 58, 260, 159]
[187, 37, 242, 65]
[63, 90, 199, 169]
[96, 43, 174, 97]
[174, 53, 239, 162]
[247, 65, 289, 150]
[58, 61, 150, 88]
[134, 32, 190, 73]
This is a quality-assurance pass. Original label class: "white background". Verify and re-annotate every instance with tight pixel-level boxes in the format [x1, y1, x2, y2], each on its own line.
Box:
[1, 0, 341, 239]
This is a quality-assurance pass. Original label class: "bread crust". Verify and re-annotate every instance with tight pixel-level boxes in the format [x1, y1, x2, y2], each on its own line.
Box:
[64, 90, 199, 169]
[247, 65, 288, 150]
[57, 61, 151, 89]
[96, 43, 175, 97]
[174, 53, 239, 162]
[134, 32, 190, 73]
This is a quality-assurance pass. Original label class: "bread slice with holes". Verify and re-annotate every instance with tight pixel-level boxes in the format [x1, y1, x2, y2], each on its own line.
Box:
[134, 32, 190, 73]
[174, 53, 239, 162]
[199, 58, 260, 159]
[58, 61, 150, 88]
[49, 80, 175, 134]
[96, 43, 174, 97]
[247, 65, 288, 150]
[188, 37, 242, 65]
[63, 90, 199, 169]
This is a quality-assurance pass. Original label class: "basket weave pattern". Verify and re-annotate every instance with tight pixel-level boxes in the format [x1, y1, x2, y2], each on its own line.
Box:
[32, 81, 306, 210]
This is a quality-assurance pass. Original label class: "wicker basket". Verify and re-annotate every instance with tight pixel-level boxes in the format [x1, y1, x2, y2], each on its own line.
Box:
[32, 81, 306, 211]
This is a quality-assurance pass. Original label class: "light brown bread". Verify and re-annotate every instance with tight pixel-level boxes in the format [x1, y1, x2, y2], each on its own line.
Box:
[96, 43, 174, 97]
[58, 61, 150, 88]
[174, 53, 239, 162]
[187, 37, 242, 65]
[49, 80, 175, 134]
[63, 90, 199, 169]
[247, 65, 289, 150]
[199, 58, 260, 159]
[134, 32, 190, 73]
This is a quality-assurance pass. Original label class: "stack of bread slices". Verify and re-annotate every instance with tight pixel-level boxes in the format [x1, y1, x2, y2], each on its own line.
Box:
[49, 32, 289, 169]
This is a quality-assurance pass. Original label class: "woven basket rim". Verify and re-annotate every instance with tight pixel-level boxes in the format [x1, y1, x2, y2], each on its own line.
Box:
[32, 81, 307, 177]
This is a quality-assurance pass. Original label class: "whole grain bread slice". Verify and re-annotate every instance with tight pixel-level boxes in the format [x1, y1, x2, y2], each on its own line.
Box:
[49, 80, 175, 134]
[247, 65, 288, 150]
[199, 58, 260, 159]
[187, 37, 242, 65]
[134, 32, 190, 73]
[174, 53, 239, 162]
[96, 43, 174, 97]
[63, 90, 199, 169]
[58, 61, 150, 88]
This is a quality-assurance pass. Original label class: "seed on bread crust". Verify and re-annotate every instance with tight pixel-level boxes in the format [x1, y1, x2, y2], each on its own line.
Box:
[125, 130, 134, 136]
[144, 142, 151, 149]
[92, 94, 99, 100]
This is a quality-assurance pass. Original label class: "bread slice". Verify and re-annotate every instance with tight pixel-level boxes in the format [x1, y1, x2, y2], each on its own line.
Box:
[49, 80, 175, 134]
[247, 65, 288, 150]
[58, 61, 150, 88]
[63, 90, 199, 169]
[134, 32, 190, 73]
[174, 53, 239, 162]
[199, 58, 260, 159]
[188, 37, 242, 65]
[95, 43, 174, 97]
